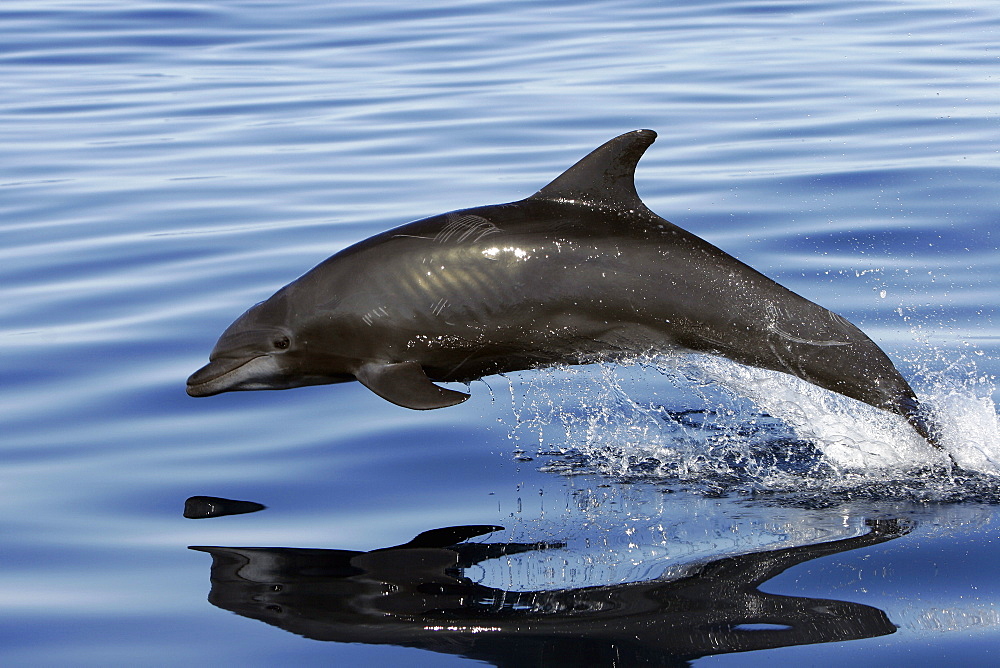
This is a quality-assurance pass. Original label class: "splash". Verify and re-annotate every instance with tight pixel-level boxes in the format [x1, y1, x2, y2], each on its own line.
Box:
[901, 332, 1000, 474]
[496, 346, 1000, 500]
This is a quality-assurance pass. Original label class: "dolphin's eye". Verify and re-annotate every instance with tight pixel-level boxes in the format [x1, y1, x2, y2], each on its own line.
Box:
[273, 336, 290, 350]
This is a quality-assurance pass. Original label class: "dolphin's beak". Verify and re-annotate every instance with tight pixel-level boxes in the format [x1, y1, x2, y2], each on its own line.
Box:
[186, 356, 260, 397]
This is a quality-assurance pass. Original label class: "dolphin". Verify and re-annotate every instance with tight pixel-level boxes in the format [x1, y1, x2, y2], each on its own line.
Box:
[187, 129, 937, 445]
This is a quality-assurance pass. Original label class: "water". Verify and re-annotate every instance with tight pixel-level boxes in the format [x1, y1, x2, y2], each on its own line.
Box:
[2, 0, 999, 665]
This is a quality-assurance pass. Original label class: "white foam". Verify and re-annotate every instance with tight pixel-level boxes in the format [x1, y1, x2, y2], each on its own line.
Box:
[684, 355, 951, 472]
[496, 345, 1000, 486]
[924, 385, 1000, 473]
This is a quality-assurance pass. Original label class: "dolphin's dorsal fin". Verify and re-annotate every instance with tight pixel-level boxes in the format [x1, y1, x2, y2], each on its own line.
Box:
[531, 129, 657, 210]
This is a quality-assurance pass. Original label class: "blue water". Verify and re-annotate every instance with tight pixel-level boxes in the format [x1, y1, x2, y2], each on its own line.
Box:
[3, 0, 999, 665]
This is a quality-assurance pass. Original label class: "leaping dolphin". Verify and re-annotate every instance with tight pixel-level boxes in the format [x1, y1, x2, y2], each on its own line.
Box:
[187, 130, 937, 445]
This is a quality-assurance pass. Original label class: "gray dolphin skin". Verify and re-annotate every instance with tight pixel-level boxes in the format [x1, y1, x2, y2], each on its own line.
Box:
[187, 129, 937, 445]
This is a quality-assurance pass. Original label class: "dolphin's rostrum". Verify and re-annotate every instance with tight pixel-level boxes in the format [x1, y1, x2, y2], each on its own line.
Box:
[187, 130, 937, 445]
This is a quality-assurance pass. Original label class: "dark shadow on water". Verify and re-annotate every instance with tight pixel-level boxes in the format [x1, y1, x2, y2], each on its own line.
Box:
[191, 519, 911, 667]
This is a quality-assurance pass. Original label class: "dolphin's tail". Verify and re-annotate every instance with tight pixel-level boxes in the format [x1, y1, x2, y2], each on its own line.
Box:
[908, 411, 940, 448]
[905, 403, 963, 470]
[898, 394, 941, 449]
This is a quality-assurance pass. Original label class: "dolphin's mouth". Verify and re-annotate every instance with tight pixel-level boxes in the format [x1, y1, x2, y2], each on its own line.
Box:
[186, 356, 263, 397]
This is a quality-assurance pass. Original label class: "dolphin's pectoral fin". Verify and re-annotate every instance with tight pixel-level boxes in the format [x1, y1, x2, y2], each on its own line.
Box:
[356, 361, 470, 410]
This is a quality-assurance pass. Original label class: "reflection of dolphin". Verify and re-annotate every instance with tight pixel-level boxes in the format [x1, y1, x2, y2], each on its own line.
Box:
[187, 130, 935, 444]
[191, 519, 909, 666]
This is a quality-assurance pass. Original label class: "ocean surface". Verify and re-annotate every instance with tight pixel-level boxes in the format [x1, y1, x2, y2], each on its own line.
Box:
[2, 1, 999, 665]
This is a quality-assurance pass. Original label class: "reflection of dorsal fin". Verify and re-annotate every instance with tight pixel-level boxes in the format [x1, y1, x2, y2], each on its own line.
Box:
[531, 129, 657, 210]
[395, 525, 504, 549]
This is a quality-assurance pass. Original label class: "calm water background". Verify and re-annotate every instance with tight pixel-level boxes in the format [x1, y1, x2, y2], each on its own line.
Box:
[3, 0, 999, 665]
